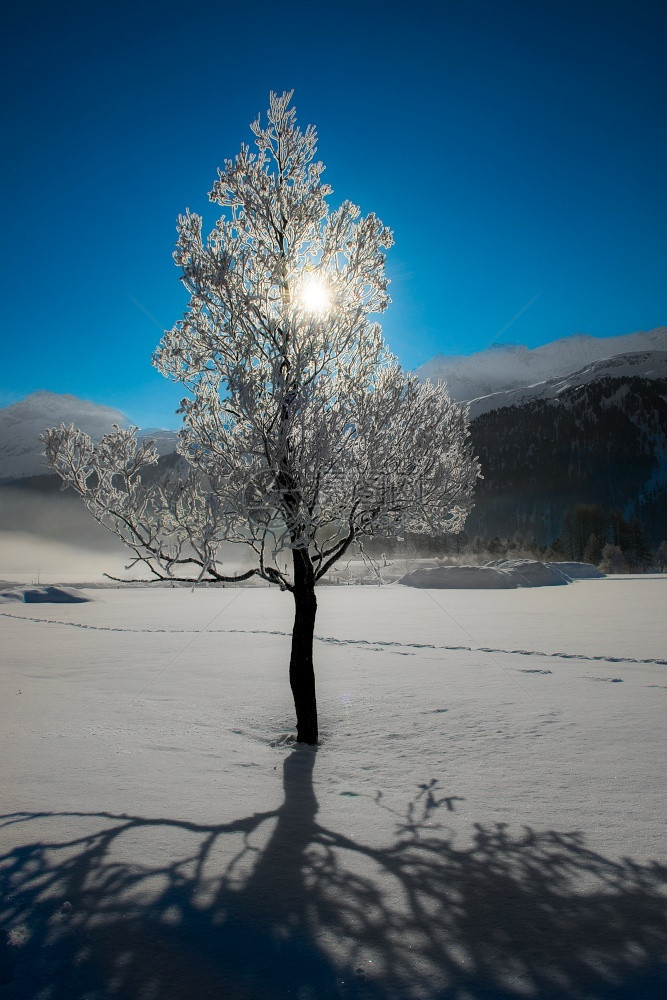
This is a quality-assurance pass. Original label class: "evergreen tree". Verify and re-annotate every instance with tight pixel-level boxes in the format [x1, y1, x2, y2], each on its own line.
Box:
[583, 533, 603, 565]
[628, 517, 652, 571]
[657, 540, 667, 572]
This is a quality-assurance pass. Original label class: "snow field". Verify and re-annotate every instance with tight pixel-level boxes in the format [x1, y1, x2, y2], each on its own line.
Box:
[1, 580, 665, 998]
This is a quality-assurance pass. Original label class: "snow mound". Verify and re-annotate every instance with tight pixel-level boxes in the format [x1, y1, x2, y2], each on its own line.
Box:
[0, 585, 91, 604]
[487, 560, 568, 587]
[550, 561, 605, 580]
[399, 565, 518, 589]
[398, 560, 597, 589]
[0, 589, 24, 602]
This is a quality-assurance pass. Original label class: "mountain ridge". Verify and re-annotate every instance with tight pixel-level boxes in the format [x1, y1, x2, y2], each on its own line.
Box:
[465, 350, 667, 417]
[1, 329, 666, 549]
[466, 373, 667, 546]
[414, 326, 667, 403]
[0, 391, 177, 481]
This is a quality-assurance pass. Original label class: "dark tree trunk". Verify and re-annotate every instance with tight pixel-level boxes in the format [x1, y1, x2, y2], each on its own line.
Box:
[290, 548, 318, 744]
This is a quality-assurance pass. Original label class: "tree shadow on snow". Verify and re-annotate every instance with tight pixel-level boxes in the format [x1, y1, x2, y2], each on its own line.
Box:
[1, 751, 665, 999]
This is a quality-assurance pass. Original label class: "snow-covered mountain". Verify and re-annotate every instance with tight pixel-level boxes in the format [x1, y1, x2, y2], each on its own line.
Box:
[4, 328, 664, 482]
[466, 368, 667, 545]
[415, 327, 667, 405]
[414, 328, 667, 545]
[0, 391, 177, 481]
[467, 350, 667, 417]
[3, 328, 666, 546]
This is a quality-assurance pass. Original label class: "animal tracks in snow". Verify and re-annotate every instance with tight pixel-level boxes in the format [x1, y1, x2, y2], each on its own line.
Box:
[1, 610, 666, 669]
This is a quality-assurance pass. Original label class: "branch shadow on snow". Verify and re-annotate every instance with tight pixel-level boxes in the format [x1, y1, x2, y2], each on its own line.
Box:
[1, 752, 665, 1000]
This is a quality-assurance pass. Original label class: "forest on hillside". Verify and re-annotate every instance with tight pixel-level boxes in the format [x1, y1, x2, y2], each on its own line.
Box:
[465, 376, 667, 546]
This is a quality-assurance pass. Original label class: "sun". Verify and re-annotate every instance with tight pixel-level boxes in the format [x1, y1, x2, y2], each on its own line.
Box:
[299, 273, 331, 316]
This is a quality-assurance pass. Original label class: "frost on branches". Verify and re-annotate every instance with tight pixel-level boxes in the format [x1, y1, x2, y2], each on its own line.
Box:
[43, 92, 481, 743]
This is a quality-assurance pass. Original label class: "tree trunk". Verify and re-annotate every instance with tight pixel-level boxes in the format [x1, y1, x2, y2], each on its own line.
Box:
[290, 548, 318, 744]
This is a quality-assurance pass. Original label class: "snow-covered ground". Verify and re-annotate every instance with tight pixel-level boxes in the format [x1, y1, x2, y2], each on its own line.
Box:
[1, 580, 666, 999]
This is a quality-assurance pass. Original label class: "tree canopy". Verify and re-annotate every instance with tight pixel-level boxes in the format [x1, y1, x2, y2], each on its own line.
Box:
[44, 92, 479, 591]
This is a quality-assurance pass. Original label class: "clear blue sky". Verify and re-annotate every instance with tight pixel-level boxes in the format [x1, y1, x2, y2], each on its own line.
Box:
[2, 0, 665, 428]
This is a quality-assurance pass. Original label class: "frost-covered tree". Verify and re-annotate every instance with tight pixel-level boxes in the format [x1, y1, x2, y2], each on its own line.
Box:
[599, 543, 628, 574]
[43, 92, 480, 744]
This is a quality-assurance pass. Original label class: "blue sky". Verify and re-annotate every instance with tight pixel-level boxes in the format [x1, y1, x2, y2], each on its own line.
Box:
[2, 0, 665, 428]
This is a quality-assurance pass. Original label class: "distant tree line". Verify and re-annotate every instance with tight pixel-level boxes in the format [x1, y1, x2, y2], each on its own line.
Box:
[559, 503, 656, 571]
[363, 504, 667, 574]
